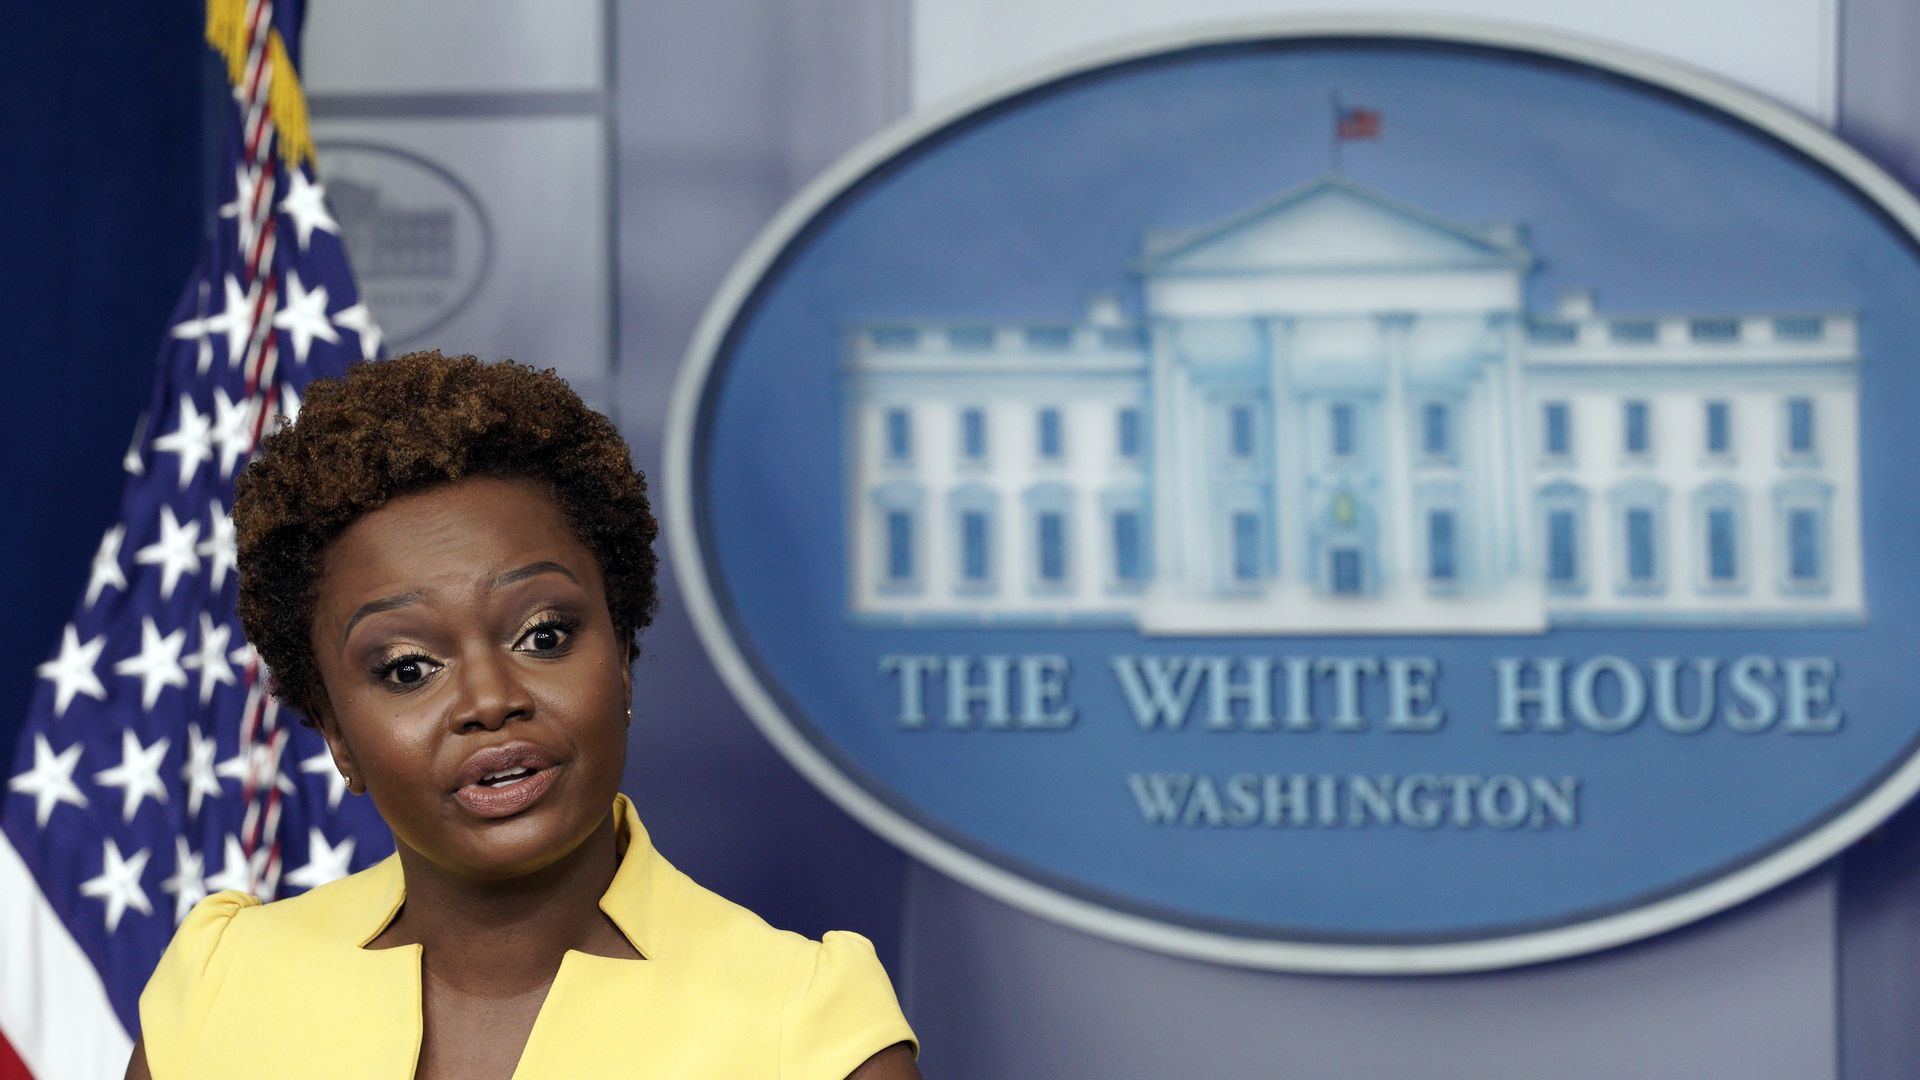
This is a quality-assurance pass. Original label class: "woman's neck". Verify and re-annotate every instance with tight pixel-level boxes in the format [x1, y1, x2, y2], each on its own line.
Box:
[375, 809, 635, 998]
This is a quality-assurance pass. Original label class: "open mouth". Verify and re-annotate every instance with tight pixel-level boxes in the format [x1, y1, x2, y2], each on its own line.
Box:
[476, 766, 539, 788]
[454, 761, 561, 817]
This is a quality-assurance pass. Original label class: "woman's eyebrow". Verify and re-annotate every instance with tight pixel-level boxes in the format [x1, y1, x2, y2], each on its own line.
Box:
[491, 561, 579, 590]
[341, 591, 426, 647]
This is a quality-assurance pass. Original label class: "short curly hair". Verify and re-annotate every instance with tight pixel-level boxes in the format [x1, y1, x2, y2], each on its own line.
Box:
[233, 351, 658, 722]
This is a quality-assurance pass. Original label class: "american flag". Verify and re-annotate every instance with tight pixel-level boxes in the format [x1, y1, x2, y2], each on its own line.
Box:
[0, 2, 391, 1075]
[1336, 104, 1383, 141]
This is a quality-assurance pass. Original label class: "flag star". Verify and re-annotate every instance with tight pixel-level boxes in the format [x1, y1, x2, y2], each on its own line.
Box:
[170, 281, 220, 375]
[272, 270, 340, 364]
[276, 383, 302, 430]
[218, 164, 258, 221]
[299, 748, 348, 810]
[161, 836, 208, 924]
[134, 505, 203, 600]
[93, 729, 171, 822]
[36, 624, 107, 717]
[213, 274, 254, 367]
[204, 834, 266, 895]
[229, 640, 259, 673]
[331, 303, 383, 361]
[114, 616, 189, 711]
[85, 525, 127, 608]
[122, 410, 148, 475]
[278, 168, 340, 251]
[182, 723, 222, 817]
[216, 742, 297, 795]
[79, 838, 153, 933]
[7, 734, 87, 827]
[151, 394, 214, 490]
[209, 388, 258, 479]
[197, 503, 239, 592]
[285, 829, 356, 891]
[183, 613, 236, 704]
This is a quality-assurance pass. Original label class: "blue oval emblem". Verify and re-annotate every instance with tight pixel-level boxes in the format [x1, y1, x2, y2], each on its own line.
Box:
[667, 20, 1920, 971]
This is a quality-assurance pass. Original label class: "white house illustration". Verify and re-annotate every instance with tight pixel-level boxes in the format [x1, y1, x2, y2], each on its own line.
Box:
[841, 176, 1863, 633]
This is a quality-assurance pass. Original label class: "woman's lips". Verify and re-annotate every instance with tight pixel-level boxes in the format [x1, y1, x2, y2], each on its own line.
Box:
[453, 763, 560, 818]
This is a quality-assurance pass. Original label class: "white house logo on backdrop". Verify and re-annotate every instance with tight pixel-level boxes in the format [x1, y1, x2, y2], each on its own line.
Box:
[319, 141, 493, 348]
[670, 20, 1920, 975]
[843, 176, 1863, 635]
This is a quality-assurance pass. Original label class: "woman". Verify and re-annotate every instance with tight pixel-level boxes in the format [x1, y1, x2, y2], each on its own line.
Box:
[126, 352, 919, 1079]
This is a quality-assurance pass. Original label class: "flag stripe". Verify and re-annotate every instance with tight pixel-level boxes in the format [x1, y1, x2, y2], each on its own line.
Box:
[0, 1032, 31, 1080]
[0, 835, 131, 1079]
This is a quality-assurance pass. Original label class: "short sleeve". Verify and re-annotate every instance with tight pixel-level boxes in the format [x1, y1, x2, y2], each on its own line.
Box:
[780, 930, 918, 1080]
[137, 890, 258, 1079]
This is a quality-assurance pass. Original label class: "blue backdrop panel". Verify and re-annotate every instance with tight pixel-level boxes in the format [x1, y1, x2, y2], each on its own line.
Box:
[0, 4, 214, 777]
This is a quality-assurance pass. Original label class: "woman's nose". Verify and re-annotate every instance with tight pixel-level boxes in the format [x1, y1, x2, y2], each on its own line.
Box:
[448, 648, 534, 732]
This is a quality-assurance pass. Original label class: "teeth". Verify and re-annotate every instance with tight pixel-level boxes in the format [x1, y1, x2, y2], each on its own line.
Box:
[479, 766, 533, 786]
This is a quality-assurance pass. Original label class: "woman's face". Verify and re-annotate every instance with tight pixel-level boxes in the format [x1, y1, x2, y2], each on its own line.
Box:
[307, 475, 631, 880]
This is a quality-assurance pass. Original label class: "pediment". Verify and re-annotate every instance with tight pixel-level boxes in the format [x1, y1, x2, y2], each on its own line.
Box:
[1142, 177, 1531, 276]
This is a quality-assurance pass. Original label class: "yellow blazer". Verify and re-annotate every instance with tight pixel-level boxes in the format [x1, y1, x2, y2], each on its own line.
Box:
[138, 795, 916, 1078]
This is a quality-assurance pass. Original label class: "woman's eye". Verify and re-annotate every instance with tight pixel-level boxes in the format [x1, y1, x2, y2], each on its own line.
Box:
[376, 655, 440, 687]
[516, 618, 576, 654]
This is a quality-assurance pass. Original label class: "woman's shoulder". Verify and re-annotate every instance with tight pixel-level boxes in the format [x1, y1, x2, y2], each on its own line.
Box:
[143, 856, 401, 1007]
[629, 853, 918, 1074]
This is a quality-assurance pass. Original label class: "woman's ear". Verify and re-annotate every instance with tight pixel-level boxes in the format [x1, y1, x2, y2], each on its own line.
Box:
[310, 697, 360, 795]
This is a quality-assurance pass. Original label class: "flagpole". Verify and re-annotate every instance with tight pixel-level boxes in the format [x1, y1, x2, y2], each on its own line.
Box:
[1330, 91, 1343, 176]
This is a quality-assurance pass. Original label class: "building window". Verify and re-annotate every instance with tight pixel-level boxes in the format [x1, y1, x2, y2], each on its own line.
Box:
[1037, 407, 1064, 460]
[961, 511, 990, 583]
[1788, 509, 1821, 582]
[1625, 508, 1656, 582]
[1429, 510, 1457, 583]
[1543, 402, 1571, 458]
[1772, 479, 1831, 595]
[1691, 318, 1740, 342]
[1539, 481, 1589, 595]
[884, 408, 911, 461]
[885, 511, 914, 581]
[1229, 404, 1255, 459]
[959, 407, 986, 462]
[1705, 401, 1731, 456]
[1331, 403, 1356, 457]
[1117, 407, 1141, 459]
[1421, 402, 1450, 459]
[948, 486, 998, 594]
[1774, 316, 1824, 342]
[1707, 508, 1738, 582]
[1623, 400, 1650, 456]
[1103, 488, 1149, 591]
[871, 326, 919, 350]
[1231, 511, 1261, 582]
[949, 325, 995, 351]
[1331, 549, 1364, 595]
[1026, 484, 1074, 593]
[1025, 326, 1071, 349]
[1610, 320, 1658, 344]
[1037, 512, 1067, 582]
[1547, 510, 1578, 586]
[872, 482, 924, 593]
[1786, 397, 1815, 456]
[1113, 510, 1143, 584]
[1612, 481, 1668, 595]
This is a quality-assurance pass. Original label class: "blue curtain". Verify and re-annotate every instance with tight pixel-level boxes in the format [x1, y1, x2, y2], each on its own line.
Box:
[0, 4, 214, 774]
